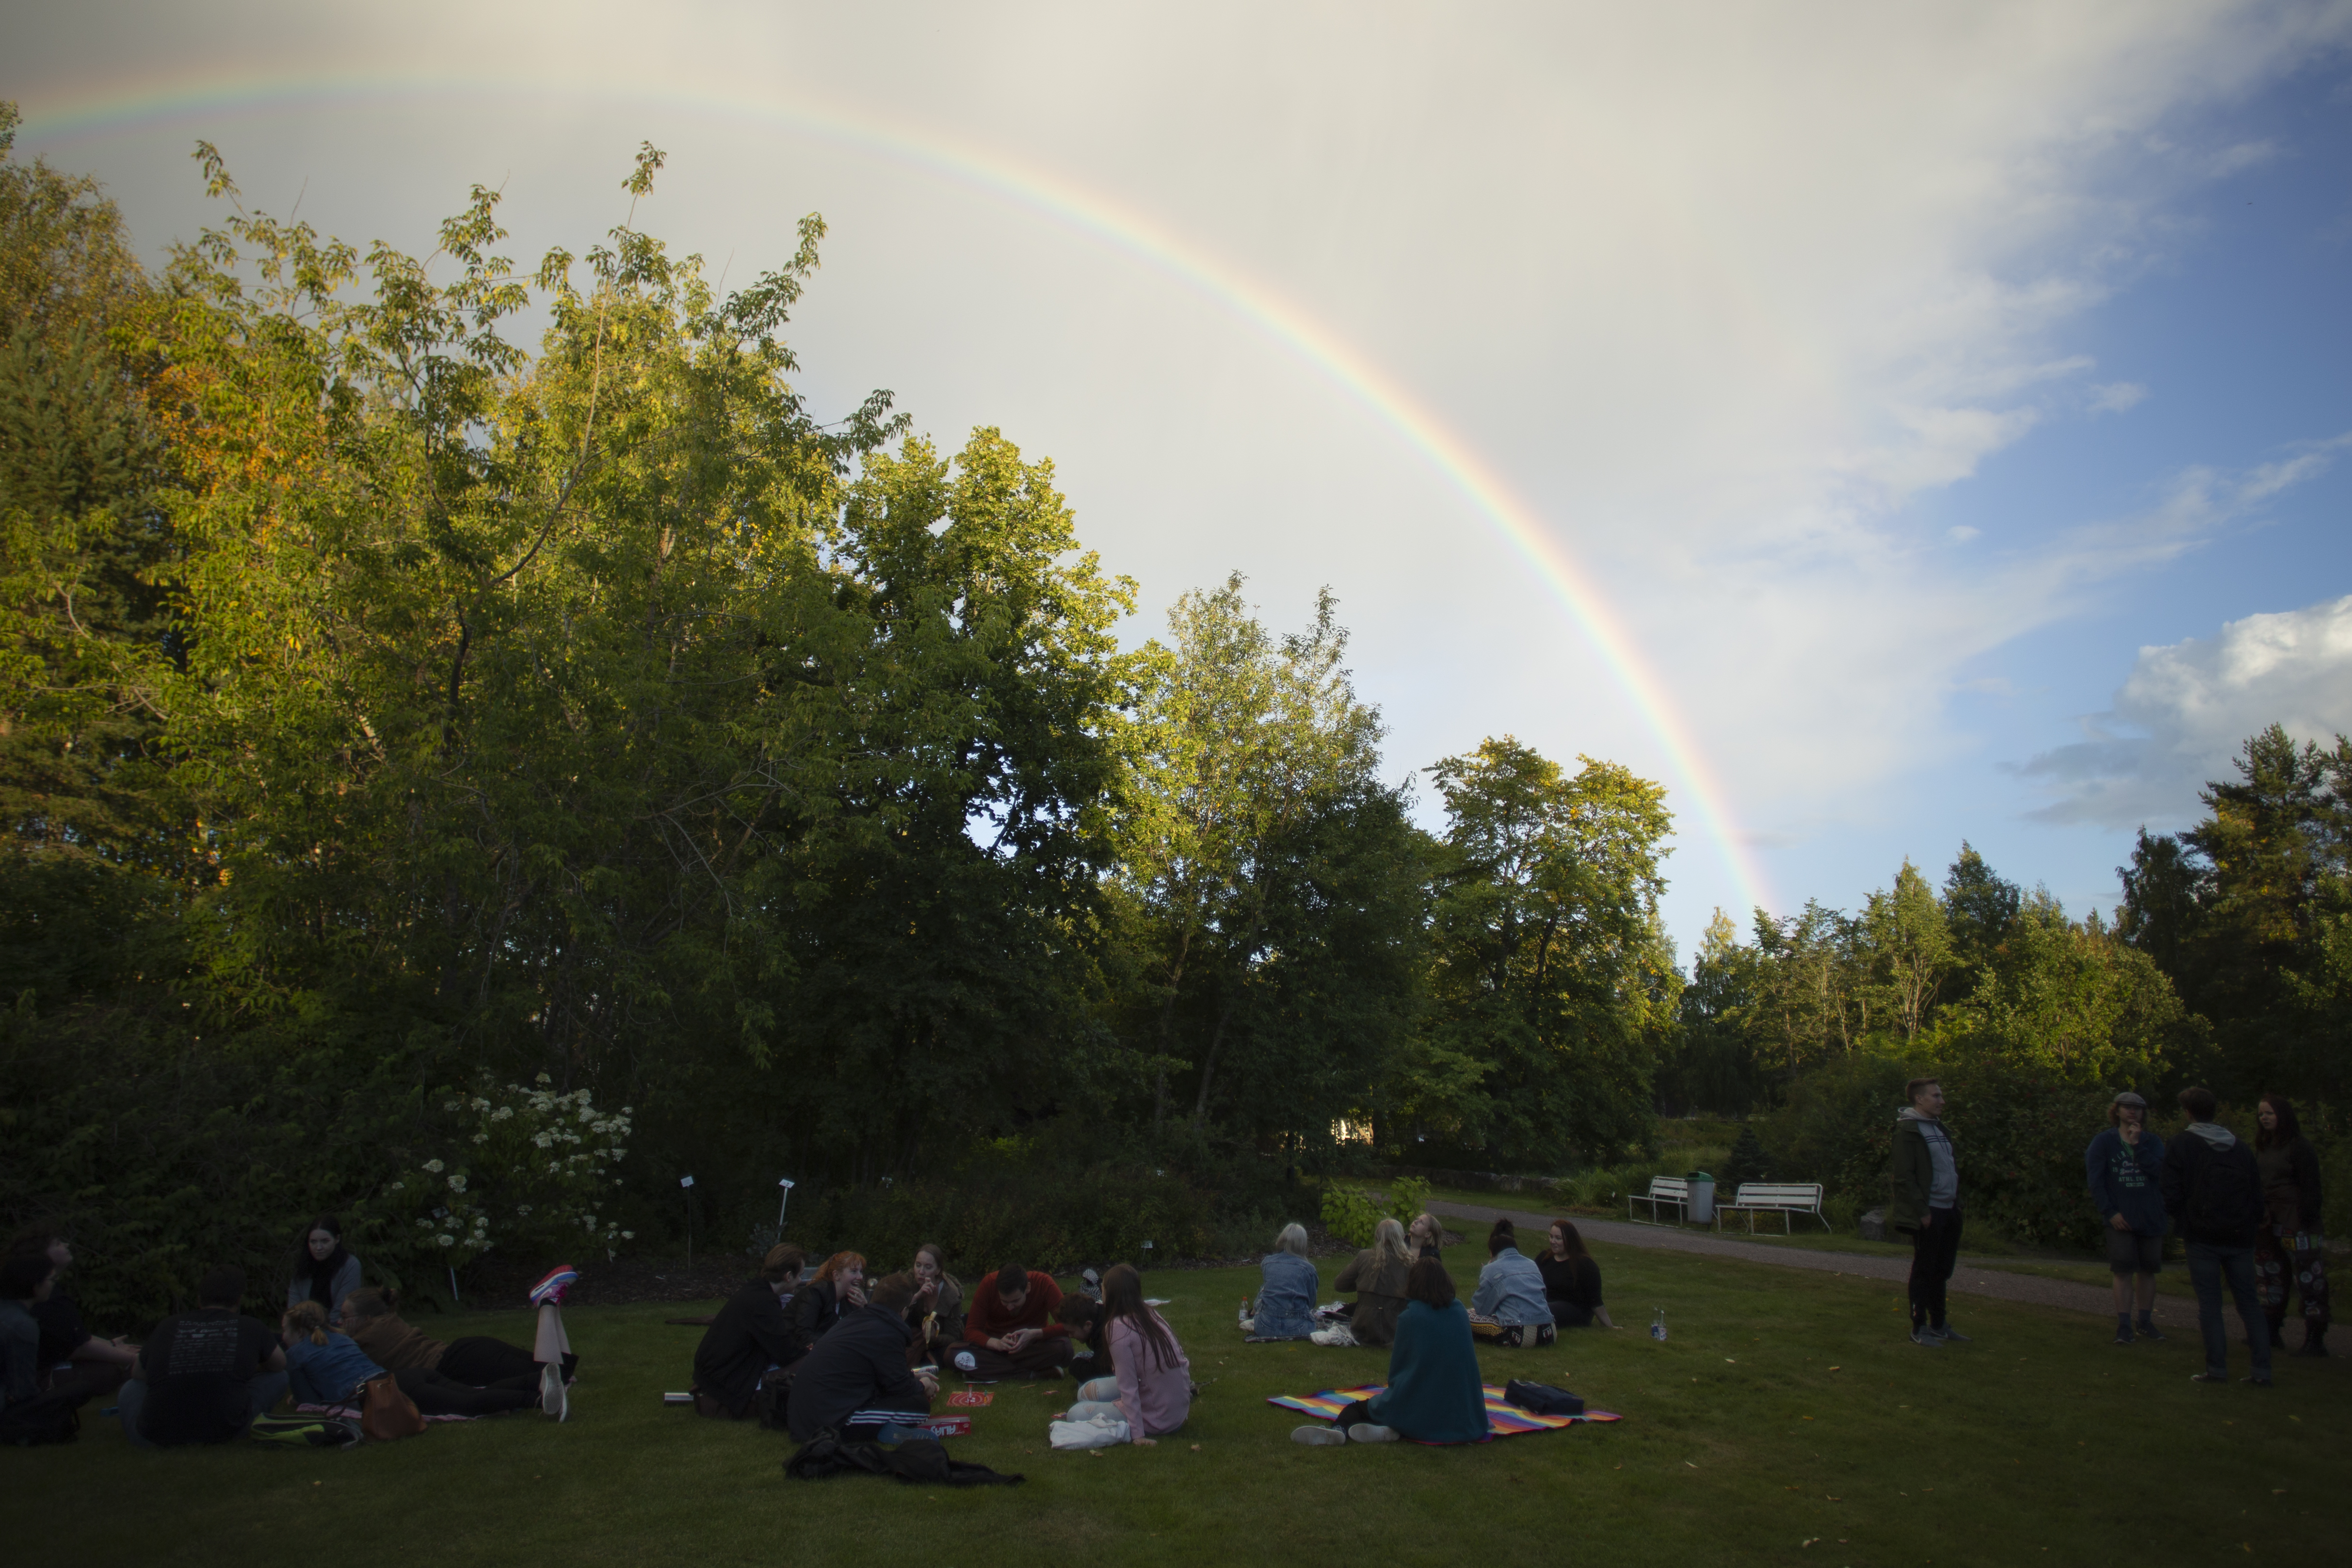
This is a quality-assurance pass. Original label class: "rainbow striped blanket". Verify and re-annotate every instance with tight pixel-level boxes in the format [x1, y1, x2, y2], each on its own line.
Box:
[1266, 1384, 1622, 1440]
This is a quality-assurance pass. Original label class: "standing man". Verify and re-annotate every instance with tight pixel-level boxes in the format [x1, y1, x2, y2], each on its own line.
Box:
[1891, 1077, 1969, 1346]
[2085, 1091, 2168, 1345]
[2159, 1086, 2272, 1387]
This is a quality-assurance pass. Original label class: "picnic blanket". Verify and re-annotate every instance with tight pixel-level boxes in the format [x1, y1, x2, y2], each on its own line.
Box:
[292, 1402, 479, 1424]
[1267, 1384, 1621, 1439]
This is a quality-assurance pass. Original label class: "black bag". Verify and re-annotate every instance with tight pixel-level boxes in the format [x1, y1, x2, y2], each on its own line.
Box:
[1502, 1379, 1585, 1417]
[0, 1386, 87, 1446]
[784, 1429, 1024, 1487]
[755, 1365, 795, 1432]
[2188, 1142, 2265, 1240]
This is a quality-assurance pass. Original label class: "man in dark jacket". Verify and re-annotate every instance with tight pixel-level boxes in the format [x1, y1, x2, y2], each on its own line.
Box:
[692, 1244, 810, 1419]
[1890, 1078, 1968, 1346]
[2159, 1086, 2272, 1386]
[2085, 1091, 2167, 1346]
[785, 1273, 938, 1443]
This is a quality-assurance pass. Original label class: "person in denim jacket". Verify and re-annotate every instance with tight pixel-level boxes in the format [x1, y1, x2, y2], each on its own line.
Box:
[1470, 1219, 1556, 1347]
[1243, 1224, 1321, 1338]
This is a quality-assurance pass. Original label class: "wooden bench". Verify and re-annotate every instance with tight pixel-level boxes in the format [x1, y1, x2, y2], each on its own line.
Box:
[1714, 1181, 1828, 1234]
[1627, 1175, 1693, 1226]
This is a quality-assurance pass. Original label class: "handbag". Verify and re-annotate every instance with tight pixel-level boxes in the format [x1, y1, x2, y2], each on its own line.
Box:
[360, 1372, 427, 1440]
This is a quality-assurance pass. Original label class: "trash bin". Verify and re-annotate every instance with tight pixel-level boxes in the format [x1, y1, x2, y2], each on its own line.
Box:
[1685, 1170, 1716, 1224]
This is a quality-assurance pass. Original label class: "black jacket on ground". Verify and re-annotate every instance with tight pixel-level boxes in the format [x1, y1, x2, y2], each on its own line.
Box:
[786, 1305, 930, 1443]
[2160, 1127, 2266, 1247]
[693, 1282, 808, 1413]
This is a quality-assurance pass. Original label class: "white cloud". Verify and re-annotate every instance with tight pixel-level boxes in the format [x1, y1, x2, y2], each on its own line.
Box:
[2018, 595, 2352, 827]
[2090, 381, 2150, 412]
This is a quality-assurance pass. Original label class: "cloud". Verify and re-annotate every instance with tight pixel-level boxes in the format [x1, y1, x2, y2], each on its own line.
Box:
[2089, 381, 2149, 412]
[2017, 594, 2352, 828]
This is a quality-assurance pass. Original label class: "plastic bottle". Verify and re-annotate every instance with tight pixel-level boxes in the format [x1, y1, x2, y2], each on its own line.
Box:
[1650, 1308, 1667, 1341]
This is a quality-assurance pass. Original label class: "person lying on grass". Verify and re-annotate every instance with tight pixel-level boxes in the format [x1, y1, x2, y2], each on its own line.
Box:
[1536, 1219, 1612, 1329]
[1056, 1263, 1190, 1445]
[1298, 1256, 1488, 1447]
[950, 1265, 1074, 1378]
[1242, 1224, 1319, 1338]
[282, 1301, 536, 1417]
[692, 1244, 810, 1419]
[1469, 1220, 1556, 1347]
[786, 1271, 941, 1444]
[340, 1286, 574, 1414]
[1323, 1217, 1413, 1347]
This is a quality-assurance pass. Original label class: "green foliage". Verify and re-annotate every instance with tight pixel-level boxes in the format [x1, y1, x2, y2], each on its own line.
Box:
[392, 1079, 635, 1269]
[1316, 1174, 1432, 1247]
[785, 1167, 1224, 1275]
[1719, 1124, 1774, 1188]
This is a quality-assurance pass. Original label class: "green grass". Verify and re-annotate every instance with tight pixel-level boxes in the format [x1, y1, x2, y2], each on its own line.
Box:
[16, 1240, 2343, 1567]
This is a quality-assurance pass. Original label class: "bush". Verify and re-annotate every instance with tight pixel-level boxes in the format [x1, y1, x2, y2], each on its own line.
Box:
[783, 1164, 1229, 1277]
[1719, 1125, 1774, 1189]
[1319, 1176, 1432, 1247]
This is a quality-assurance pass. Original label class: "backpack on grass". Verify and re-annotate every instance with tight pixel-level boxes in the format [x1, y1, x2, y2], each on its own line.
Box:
[0, 1387, 86, 1446]
[249, 1415, 362, 1450]
[1502, 1379, 1585, 1417]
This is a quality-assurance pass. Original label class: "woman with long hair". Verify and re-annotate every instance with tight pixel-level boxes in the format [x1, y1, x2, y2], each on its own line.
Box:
[282, 1300, 536, 1417]
[1327, 1217, 1414, 1347]
[906, 1243, 964, 1365]
[2254, 1095, 2329, 1357]
[285, 1216, 363, 1328]
[1242, 1223, 1319, 1338]
[789, 1251, 867, 1343]
[1297, 1256, 1487, 1446]
[1061, 1263, 1189, 1443]
[1407, 1213, 1444, 1261]
[1534, 1219, 1613, 1328]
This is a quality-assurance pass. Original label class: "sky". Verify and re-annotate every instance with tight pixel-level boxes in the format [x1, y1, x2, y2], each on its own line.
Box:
[12, 0, 2352, 958]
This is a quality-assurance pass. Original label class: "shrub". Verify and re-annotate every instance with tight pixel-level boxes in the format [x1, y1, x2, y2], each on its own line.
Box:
[1318, 1175, 1432, 1247]
[389, 1078, 635, 1268]
[1719, 1125, 1775, 1189]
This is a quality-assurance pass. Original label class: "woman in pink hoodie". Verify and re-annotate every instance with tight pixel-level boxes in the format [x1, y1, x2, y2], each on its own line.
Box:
[1059, 1263, 1190, 1443]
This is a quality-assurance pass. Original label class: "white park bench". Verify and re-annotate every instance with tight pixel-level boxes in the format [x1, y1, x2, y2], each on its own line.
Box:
[1714, 1181, 1828, 1234]
[1627, 1175, 1693, 1226]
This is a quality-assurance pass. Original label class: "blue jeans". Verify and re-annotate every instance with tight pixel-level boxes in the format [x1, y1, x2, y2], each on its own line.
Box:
[2185, 1241, 2271, 1379]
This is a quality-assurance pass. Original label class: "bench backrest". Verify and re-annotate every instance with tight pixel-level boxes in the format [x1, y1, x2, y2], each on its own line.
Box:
[1645, 1176, 1691, 1197]
[1730, 1182, 1823, 1207]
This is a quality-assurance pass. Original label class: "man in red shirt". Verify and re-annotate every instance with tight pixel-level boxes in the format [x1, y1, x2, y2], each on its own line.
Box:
[948, 1264, 1074, 1379]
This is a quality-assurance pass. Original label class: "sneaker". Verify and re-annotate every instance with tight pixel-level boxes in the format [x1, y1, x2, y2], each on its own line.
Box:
[540, 1360, 569, 1421]
[1291, 1424, 1348, 1446]
[2112, 1328, 2134, 1346]
[2135, 1324, 2166, 1343]
[1933, 1323, 1971, 1342]
[1496, 1325, 1524, 1349]
[2190, 1370, 2230, 1383]
[1348, 1423, 1398, 1443]
[1909, 1328, 1942, 1347]
[2243, 1374, 2274, 1387]
[529, 1265, 579, 1309]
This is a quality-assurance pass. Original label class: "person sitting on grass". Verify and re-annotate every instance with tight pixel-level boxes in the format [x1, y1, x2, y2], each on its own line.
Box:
[5, 1226, 138, 1397]
[1242, 1224, 1320, 1338]
[285, 1215, 364, 1328]
[1299, 1256, 1488, 1447]
[907, 1243, 964, 1367]
[1469, 1219, 1556, 1347]
[1059, 1263, 1190, 1443]
[1325, 1217, 1414, 1347]
[1056, 1293, 1106, 1380]
[282, 1301, 537, 1417]
[786, 1271, 941, 1444]
[790, 1251, 867, 1344]
[950, 1264, 1073, 1378]
[340, 1286, 575, 1415]
[1534, 1219, 1612, 1328]
[117, 1266, 289, 1449]
[2, 1253, 93, 1429]
[692, 1244, 811, 1419]
[1407, 1213, 1444, 1261]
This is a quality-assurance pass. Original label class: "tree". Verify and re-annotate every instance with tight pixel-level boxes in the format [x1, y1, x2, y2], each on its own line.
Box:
[1400, 736, 1675, 1167]
[1658, 908, 1772, 1116]
[1864, 858, 1950, 1043]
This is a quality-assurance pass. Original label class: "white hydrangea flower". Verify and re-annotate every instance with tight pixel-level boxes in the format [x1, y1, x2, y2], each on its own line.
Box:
[436, 1234, 454, 1247]
[469, 1096, 491, 1112]
[423, 1158, 445, 1173]
[620, 1230, 635, 1240]
[536, 1072, 552, 1085]
[472, 1132, 489, 1144]
[448, 1174, 467, 1193]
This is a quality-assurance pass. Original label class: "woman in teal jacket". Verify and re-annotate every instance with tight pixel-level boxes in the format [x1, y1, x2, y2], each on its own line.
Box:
[1335, 1257, 1489, 1444]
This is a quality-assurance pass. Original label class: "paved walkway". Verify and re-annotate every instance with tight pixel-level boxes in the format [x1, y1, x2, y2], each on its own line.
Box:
[1429, 1199, 2117, 1318]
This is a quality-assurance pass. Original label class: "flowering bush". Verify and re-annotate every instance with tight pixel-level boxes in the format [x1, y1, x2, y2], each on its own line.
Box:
[388, 1075, 635, 1265]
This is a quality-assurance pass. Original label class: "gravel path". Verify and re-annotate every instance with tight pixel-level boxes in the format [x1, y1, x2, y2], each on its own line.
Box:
[1430, 1199, 2118, 1318]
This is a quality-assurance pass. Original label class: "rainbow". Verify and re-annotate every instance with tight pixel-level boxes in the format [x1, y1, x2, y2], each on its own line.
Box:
[18, 68, 1774, 919]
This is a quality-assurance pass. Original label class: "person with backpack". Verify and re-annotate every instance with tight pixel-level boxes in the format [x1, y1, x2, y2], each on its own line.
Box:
[691, 1244, 812, 1419]
[117, 1266, 290, 1447]
[1891, 1076, 1970, 1347]
[0, 1253, 93, 1444]
[785, 1272, 940, 1444]
[2085, 1090, 2168, 1345]
[2160, 1086, 2273, 1387]
[2253, 1094, 2328, 1358]
[285, 1216, 364, 1328]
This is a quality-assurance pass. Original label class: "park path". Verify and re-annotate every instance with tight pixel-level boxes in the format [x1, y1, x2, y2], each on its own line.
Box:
[1429, 1199, 2117, 1318]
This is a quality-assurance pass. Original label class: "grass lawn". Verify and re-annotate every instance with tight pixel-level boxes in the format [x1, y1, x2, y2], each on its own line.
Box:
[15, 1239, 2342, 1567]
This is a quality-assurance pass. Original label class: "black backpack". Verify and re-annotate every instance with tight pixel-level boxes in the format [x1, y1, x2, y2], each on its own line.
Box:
[0, 1387, 87, 1447]
[2187, 1139, 2264, 1239]
[1502, 1379, 1585, 1417]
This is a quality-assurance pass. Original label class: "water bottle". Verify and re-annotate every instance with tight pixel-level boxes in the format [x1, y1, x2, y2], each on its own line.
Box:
[1650, 1308, 1667, 1342]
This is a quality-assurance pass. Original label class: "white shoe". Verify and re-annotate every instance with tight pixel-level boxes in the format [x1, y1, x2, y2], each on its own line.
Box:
[1290, 1424, 1347, 1445]
[1309, 1327, 1357, 1347]
[1347, 1423, 1397, 1443]
[540, 1361, 568, 1421]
